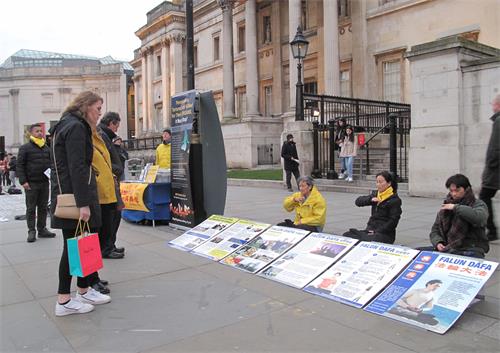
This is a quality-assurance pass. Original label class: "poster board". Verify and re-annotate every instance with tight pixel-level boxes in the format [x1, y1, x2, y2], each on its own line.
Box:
[220, 226, 310, 274]
[364, 251, 498, 334]
[192, 219, 270, 261]
[168, 215, 238, 251]
[304, 242, 419, 308]
[144, 165, 159, 183]
[119, 182, 149, 212]
[258, 233, 358, 289]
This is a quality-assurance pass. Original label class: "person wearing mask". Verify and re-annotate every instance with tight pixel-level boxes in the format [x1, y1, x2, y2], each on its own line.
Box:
[155, 128, 171, 168]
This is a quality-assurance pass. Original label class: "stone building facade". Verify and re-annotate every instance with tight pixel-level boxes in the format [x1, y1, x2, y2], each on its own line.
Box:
[0, 50, 134, 152]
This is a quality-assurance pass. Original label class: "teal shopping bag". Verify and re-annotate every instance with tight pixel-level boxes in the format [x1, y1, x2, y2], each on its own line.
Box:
[67, 222, 103, 277]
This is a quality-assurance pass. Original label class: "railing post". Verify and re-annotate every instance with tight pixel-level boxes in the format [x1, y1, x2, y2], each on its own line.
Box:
[312, 121, 322, 178]
[389, 113, 398, 180]
[327, 120, 337, 179]
[365, 142, 370, 176]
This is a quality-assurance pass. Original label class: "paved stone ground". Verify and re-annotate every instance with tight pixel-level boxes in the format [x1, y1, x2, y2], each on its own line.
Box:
[0, 185, 499, 353]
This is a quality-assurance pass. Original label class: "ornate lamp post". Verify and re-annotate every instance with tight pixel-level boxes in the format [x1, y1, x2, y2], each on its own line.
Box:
[290, 26, 309, 121]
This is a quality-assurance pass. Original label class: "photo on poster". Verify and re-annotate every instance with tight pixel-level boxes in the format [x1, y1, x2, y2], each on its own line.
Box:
[168, 215, 239, 251]
[364, 251, 498, 334]
[258, 233, 358, 288]
[192, 219, 271, 260]
[304, 242, 419, 308]
[220, 226, 310, 273]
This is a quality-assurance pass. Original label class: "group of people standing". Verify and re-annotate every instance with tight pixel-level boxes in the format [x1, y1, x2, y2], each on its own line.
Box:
[0, 152, 17, 190]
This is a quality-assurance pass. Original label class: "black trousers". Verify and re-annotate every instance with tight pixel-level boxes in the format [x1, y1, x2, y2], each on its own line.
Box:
[100, 203, 117, 256]
[111, 209, 122, 249]
[25, 181, 49, 232]
[342, 228, 394, 244]
[285, 169, 300, 190]
[58, 229, 99, 294]
[479, 187, 497, 236]
[277, 219, 319, 233]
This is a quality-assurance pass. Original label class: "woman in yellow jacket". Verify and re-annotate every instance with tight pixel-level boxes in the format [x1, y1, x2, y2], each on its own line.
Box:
[279, 176, 326, 232]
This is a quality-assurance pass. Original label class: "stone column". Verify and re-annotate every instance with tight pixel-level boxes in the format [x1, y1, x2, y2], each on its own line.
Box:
[141, 50, 149, 135]
[169, 33, 184, 95]
[9, 89, 20, 147]
[147, 46, 155, 134]
[161, 39, 170, 128]
[288, 0, 301, 111]
[271, 0, 283, 115]
[133, 76, 142, 137]
[244, 0, 259, 117]
[351, 0, 368, 98]
[323, 0, 340, 95]
[220, 0, 236, 119]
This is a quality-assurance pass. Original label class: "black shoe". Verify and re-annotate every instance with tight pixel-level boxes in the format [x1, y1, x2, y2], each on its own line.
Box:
[99, 279, 109, 286]
[487, 232, 498, 241]
[27, 230, 36, 243]
[287, 188, 293, 192]
[113, 246, 125, 253]
[38, 228, 56, 238]
[103, 251, 124, 259]
[92, 282, 110, 294]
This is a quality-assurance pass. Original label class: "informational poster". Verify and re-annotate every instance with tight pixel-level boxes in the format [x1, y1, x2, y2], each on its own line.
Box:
[220, 226, 310, 274]
[192, 219, 271, 261]
[168, 215, 239, 251]
[119, 182, 149, 212]
[258, 233, 358, 289]
[365, 251, 498, 334]
[304, 242, 419, 308]
[144, 165, 159, 183]
[170, 91, 197, 228]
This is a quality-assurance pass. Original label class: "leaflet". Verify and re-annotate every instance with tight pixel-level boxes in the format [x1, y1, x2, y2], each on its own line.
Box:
[192, 219, 271, 260]
[304, 242, 419, 308]
[168, 215, 239, 251]
[258, 233, 358, 288]
[365, 251, 498, 334]
[220, 226, 310, 273]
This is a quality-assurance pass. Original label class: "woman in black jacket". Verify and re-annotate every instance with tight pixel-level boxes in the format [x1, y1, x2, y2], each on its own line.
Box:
[343, 171, 402, 244]
[50, 91, 111, 316]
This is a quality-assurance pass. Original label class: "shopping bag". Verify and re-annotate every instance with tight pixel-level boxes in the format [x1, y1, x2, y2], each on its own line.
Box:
[67, 222, 103, 277]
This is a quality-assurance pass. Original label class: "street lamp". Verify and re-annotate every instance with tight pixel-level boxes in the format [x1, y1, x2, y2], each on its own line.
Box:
[290, 26, 309, 121]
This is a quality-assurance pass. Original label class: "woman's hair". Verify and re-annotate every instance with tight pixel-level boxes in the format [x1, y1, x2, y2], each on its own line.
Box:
[62, 91, 103, 122]
[376, 170, 398, 192]
[298, 176, 314, 188]
[445, 174, 471, 189]
[345, 125, 354, 142]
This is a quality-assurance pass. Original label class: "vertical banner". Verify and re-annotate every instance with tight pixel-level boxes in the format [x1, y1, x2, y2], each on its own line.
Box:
[170, 91, 197, 228]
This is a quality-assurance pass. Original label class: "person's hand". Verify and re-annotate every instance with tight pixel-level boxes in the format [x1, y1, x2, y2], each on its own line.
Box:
[440, 203, 455, 211]
[371, 197, 380, 203]
[294, 196, 305, 203]
[436, 243, 446, 252]
[79, 206, 91, 222]
[367, 230, 375, 235]
[408, 306, 422, 312]
[22, 182, 31, 190]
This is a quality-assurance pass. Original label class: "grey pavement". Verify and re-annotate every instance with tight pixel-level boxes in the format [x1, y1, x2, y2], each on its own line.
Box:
[1, 185, 499, 353]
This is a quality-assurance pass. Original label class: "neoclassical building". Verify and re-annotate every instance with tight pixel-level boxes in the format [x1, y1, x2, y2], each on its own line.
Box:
[132, 0, 499, 168]
[0, 49, 134, 152]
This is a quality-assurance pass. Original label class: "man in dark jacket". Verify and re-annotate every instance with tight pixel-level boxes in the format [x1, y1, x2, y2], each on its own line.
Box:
[428, 174, 489, 258]
[17, 124, 56, 242]
[281, 134, 300, 192]
[479, 94, 500, 241]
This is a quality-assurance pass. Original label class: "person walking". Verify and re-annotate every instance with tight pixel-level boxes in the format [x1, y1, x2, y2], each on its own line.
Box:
[17, 123, 56, 242]
[8, 154, 17, 187]
[334, 118, 347, 178]
[281, 134, 300, 192]
[155, 128, 172, 169]
[479, 94, 500, 241]
[50, 91, 110, 316]
[339, 125, 357, 182]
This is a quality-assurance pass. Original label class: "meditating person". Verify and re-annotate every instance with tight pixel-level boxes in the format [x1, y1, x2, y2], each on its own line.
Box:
[342, 171, 402, 244]
[278, 176, 326, 233]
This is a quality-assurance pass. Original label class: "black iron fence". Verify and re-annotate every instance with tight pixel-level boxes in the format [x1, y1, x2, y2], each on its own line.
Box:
[305, 94, 411, 182]
[123, 136, 163, 151]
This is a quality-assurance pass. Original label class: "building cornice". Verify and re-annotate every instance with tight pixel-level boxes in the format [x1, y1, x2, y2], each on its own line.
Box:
[135, 11, 186, 40]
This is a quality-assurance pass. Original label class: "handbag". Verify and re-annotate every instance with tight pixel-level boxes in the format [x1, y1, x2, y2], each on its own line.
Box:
[67, 221, 103, 277]
[52, 131, 92, 220]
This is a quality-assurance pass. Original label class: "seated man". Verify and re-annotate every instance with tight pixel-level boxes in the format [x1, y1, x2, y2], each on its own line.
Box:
[424, 174, 489, 258]
[278, 176, 326, 233]
[343, 171, 402, 244]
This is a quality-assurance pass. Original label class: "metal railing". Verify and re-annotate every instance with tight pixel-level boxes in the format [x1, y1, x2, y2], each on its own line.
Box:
[123, 136, 163, 151]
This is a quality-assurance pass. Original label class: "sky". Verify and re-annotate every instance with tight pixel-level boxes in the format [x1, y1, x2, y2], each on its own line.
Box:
[0, 0, 165, 64]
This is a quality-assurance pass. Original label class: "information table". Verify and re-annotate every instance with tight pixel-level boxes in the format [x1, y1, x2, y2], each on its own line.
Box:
[121, 182, 171, 226]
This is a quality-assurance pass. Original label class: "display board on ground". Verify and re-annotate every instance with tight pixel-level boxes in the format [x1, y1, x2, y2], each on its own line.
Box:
[192, 219, 271, 260]
[304, 242, 419, 308]
[258, 233, 358, 289]
[168, 215, 238, 251]
[364, 251, 498, 334]
[220, 226, 310, 273]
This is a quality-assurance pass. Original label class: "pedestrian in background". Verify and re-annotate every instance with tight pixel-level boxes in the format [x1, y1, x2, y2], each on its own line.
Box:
[335, 118, 347, 178]
[479, 94, 500, 241]
[113, 136, 129, 178]
[0, 154, 10, 186]
[339, 125, 357, 182]
[17, 123, 56, 242]
[281, 134, 300, 192]
[8, 154, 17, 187]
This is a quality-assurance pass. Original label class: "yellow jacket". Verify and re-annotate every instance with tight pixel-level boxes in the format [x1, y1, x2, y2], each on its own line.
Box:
[283, 186, 326, 227]
[155, 143, 171, 168]
[92, 131, 117, 204]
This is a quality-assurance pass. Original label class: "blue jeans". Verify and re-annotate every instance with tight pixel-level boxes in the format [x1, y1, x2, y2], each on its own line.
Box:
[343, 156, 354, 178]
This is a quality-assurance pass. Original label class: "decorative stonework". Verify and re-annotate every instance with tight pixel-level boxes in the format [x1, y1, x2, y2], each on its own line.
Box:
[167, 32, 186, 43]
[9, 88, 19, 96]
[217, 0, 235, 11]
[339, 24, 352, 35]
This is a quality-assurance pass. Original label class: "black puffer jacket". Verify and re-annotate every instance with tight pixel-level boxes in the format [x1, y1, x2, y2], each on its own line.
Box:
[97, 122, 123, 179]
[281, 141, 299, 171]
[355, 191, 402, 244]
[16, 141, 51, 184]
[482, 111, 499, 190]
[49, 112, 101, 230]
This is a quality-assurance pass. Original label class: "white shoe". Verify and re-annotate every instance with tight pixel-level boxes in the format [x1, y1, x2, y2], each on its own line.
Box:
[338, 173, 345, 179]
[347, 177, 353, 182]
[76, 287, 111, 305]
[55, 298, 94, 316]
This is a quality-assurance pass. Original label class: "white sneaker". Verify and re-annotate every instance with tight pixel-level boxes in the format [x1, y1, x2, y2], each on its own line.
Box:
[76, 287, 111, 305]
[338, 173, 345, 179]
[347, 177, 353, 182]
[55, 298, 94, 316]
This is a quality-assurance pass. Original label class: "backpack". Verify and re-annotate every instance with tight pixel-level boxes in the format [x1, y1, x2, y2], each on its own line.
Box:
[7, 186, 22, 195]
